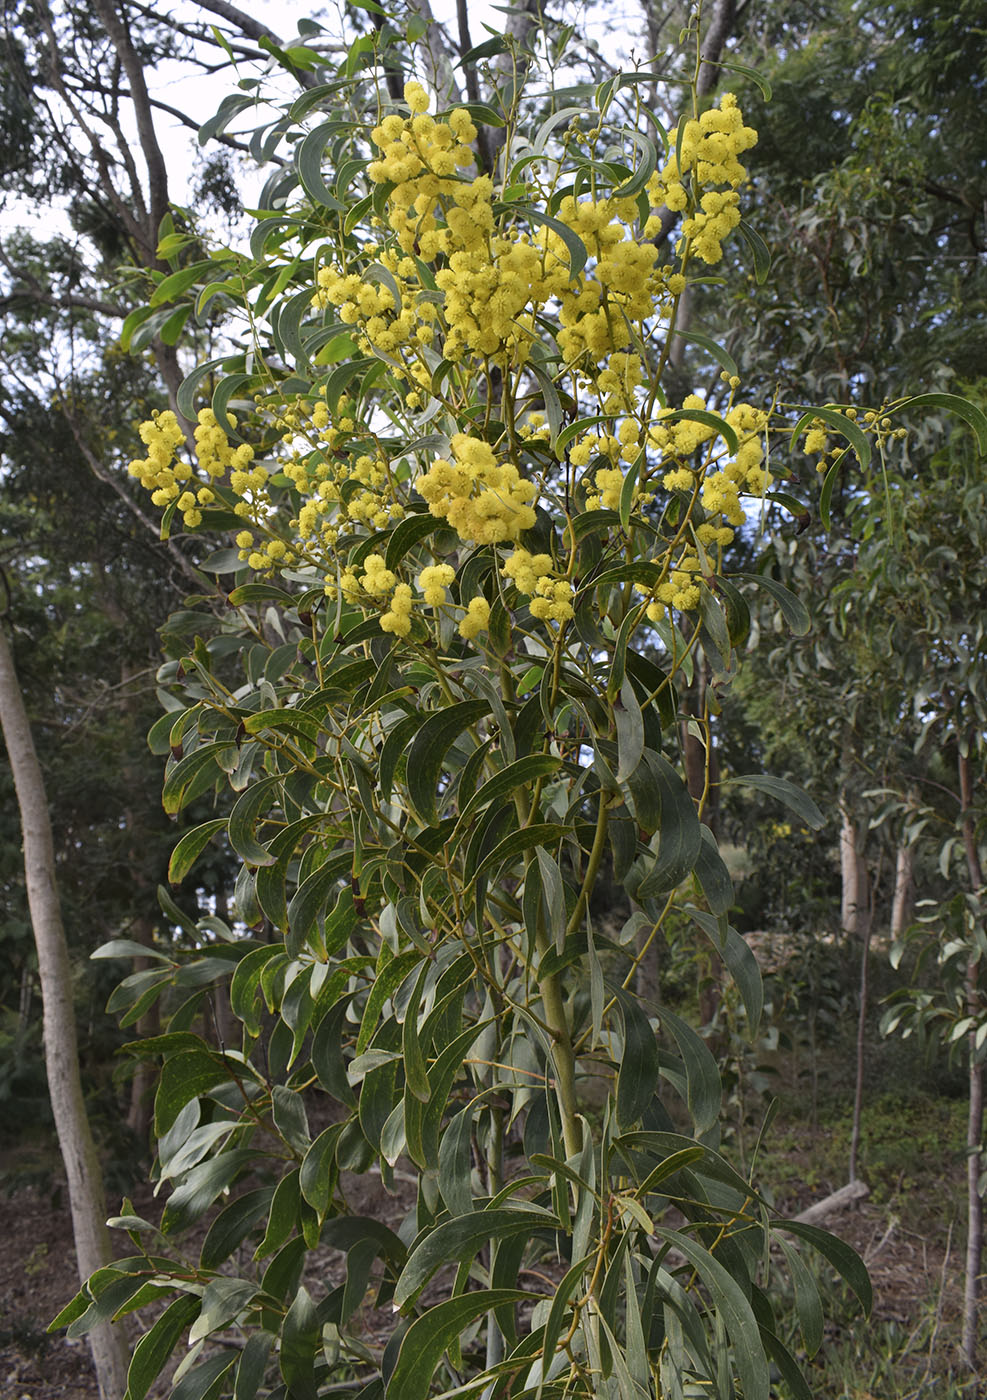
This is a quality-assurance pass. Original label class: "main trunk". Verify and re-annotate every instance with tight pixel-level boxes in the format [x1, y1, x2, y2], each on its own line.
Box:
[958, 749, 984, 1373]
[0, 624, 130, 1399]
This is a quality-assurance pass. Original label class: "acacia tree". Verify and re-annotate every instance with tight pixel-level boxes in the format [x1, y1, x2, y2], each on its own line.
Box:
[50, 6, 987, 1398]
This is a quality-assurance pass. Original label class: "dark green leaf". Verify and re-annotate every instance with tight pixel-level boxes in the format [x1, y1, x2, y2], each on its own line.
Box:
[472, 823, 567, 882]
[234, 1333, 275, 1400]
[723, 773, 825, 829]
[737, 219, 771, 283]
[168, 819, 228, 884]
[125, 1295, 200, 1400]
[280, 1286, 319, 1400]
[779, 1239, 824, 1357]
[782, 1221, 872, 1315]
[190, 1278, 256, 1344]
[394, 1209, 558, 1309]
[660, 1007, 721, 1134]
[694, 825, 733, 916]
[154, 1050, 238, 1137]
[735, 572, 811, 636]
[886, 391, 987, 454]
[200, 1188, 275, 1270]
[406, 700, 490, 825]
[615, 988, 660, 1128]
[162, 742, 232, 815]
[451, 754, 562, 845]
[386, 1291, 534, 1400]
[636, 750, 702, 897]
[652, 1229, 768, 1400]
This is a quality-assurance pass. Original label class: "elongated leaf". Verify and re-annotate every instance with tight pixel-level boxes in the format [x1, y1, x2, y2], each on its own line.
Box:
[168, 818, 228, 884]
[125, 1294, 200, 1400]
[615, 676, 645, 784]
[496, 202, 588, 281]
[885, 391, 987, 454]
[356, 950, 419, 1054]
[386, 1290, 534, 1400]
[693, 825, 733, 916]
[285, 852, 350, 957]
[652, 1229, 769, 1400]
[791, 405, 872, 473]
[200, 1188, 275, 1270]
[437, 1103, 475, 1216]
[150, 260, 220, 307]
[394, 1209, 558, 1308]
[154, 1049, 237, 1137]
[760, 1327, 812, 1400]
[280, 1285, 319, 1400]
[228, 776, 284, 867]
[234, 1333, 275, 1400]
[401, 961, 431, 1103]
[473, 822, 567, 882]
[660, 1007, 721, 1134]
[296, 121, 348, 210]
[384, 511, 439, 571]
[687, 907, 763, 1036]
[636, 750, 702, 897]
[406, 699, 490, 825]
[92, 938, 173, 963]
[189, 1278, 255, 1345]
[670, 328, 739, 379]
[162, 742, 232, 815]
[818, 444, 848, 531]
[782, 1221, 872, 1314]
[378, 711, 427, 803]
[737, 219, 771, 283]
[452, 754, 561, 845]
[778, 1238, 824, 1357]
[723, 773, 824, 829]
[163, 1149, 256, 1236]
[735, 571, 811, 636]
[299, 1122, 344, 1216]
[170, 1353, 235, 1400]
[615, 988, 659, 1127]
[659, 407, 738, 455]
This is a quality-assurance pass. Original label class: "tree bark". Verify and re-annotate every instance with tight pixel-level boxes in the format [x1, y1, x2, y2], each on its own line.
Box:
[890, 839, 914, 941]
[839, 797, 865, 937]
[0, 622, 130, 1400]
[958, 748, 984, 1374]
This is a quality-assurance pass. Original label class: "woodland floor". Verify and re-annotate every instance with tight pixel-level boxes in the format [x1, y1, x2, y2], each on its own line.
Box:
[0, 1092, 974, 1400]
[0, 985, 968, 1400]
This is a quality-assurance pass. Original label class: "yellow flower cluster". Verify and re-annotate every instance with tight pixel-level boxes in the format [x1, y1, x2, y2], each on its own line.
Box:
[129, 83, 770, 651]
[128, 408, 258, 530]
[415, 435, 537, 544]
[417, 564, 455, 605]
[458, 596, 491, 640]
[646, 93, 757, 264]
[310, 81, 758, 440]
[646, 397, 772, 552]
[502, 549, 574, 624]
[367, 84, 477, 254]
[648, 552, 703, 616]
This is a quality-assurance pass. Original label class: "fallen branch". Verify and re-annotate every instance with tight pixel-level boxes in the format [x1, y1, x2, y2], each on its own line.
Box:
[793, 1179, 870, 1225]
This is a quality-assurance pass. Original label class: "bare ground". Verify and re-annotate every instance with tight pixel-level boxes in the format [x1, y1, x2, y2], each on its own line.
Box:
[0, 1141, 966, 1400]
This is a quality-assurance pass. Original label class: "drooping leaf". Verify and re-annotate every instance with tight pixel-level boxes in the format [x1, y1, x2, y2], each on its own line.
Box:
[386, 1290, 535, 1400]
[394, 1209, 558, 1309]
[124, 1295, 200, 1400]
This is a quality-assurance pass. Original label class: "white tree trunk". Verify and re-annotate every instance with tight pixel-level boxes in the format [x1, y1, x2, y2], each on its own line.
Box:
[890, 840, 914, 941]
[958, 750, 984, 1373]
[839, 799, 864, 936]
[0, 624, 130, 1398]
